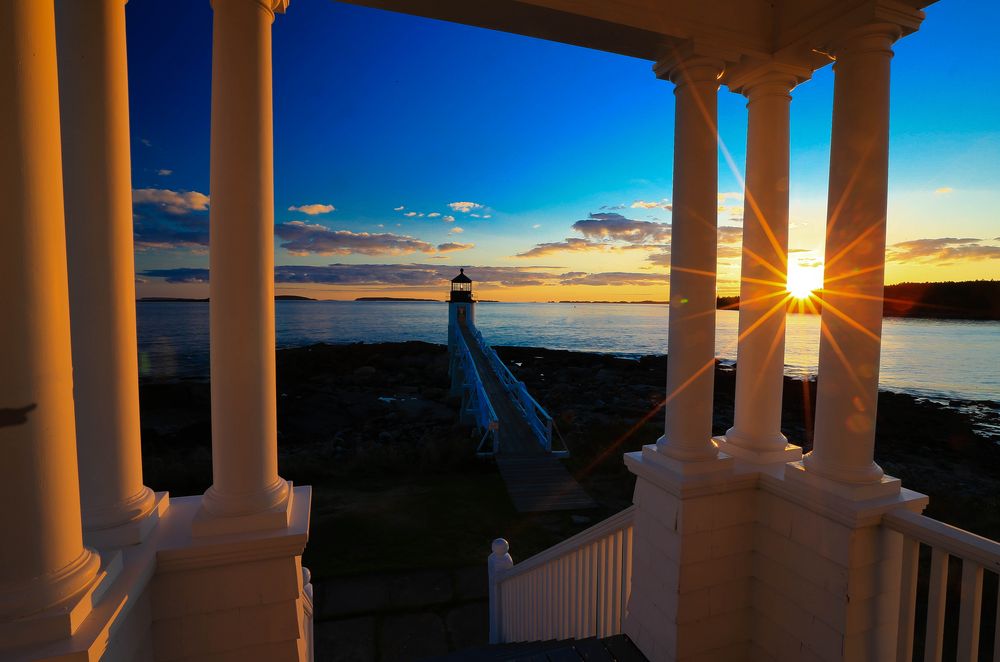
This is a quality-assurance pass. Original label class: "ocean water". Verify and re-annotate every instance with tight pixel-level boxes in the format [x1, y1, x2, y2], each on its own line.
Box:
[137, 301, 1000, 405]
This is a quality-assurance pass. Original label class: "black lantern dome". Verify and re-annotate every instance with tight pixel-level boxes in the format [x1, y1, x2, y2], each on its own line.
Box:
[450, 268, 473, 302]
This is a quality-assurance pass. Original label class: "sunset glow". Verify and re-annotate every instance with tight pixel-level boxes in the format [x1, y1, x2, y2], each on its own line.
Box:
[786, 263, 824, 300]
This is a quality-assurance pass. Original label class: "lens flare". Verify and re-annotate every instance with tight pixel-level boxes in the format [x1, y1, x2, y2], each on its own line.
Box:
[787, 262, 823, 299]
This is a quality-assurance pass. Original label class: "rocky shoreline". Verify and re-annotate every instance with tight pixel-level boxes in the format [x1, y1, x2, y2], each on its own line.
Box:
[138, 341, 1000, 575]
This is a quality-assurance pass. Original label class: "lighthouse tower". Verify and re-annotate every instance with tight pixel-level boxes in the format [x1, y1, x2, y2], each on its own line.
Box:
[448, 268, 475, 357]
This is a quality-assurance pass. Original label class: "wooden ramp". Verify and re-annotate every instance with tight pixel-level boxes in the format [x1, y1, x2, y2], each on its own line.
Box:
[496, 457, 597, 512]
[459, 321, 596, 512]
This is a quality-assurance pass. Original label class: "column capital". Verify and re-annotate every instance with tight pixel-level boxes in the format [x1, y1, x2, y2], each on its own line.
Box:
[824, 22, 903, 59]
[211, 0, 289, 17]
[653, 40, 732, 87]
[723, 60, 812, 99]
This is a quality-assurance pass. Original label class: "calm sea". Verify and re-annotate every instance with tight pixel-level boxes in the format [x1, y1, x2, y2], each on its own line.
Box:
[137, 301, 999, 405]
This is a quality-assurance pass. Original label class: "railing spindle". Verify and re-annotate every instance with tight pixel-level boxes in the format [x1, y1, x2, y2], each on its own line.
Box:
[898, 535, 920, 662]
[925, 547, 949, 662]
[957, 561, 984, 662]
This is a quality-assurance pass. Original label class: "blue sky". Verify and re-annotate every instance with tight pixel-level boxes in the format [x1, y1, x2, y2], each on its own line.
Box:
[127, 0, 1000, 300]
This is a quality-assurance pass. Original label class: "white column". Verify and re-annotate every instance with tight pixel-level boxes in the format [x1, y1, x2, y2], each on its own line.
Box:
[718, 71, 802, 464]
[802, 24, 901, 486]
[202, 0, 290, 521]
[55, 0, 157, 546]
[653, 55, 727, 465]
[0, 0, 100, 621]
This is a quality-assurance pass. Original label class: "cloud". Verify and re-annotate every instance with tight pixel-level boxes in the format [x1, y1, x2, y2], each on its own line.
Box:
[436, 242, 474, 253]
[274, 221, 435, 256]
[141, 263, 670, 290]
[442, 215, 456, 223]
[630, 199, 671, 210]
[718, 225, 743, 244]
[394, 206, 405, 211]
[559, 271, 667, 286]
[646, 251, 670, 267]
[515, 237, 611, 258]
[532, 224, 541, 229]
[133, 188, 210, 215]
[718, 191, 742, 203]
[934, 187, 954, 195]
[141, 138, 152, 147]
[157, 169, 172, 176]
[427, 212, 441, 218]
[887, 237, 1000, 264]
[403, 211, 418, 217]
[288, 203, 335, 215]
[572, 213, 671, 243]
[141, 267, 209, 283]
[449, 227, 464, 234]
[133, 214, 209, 252]
[448, 201, 484, 213]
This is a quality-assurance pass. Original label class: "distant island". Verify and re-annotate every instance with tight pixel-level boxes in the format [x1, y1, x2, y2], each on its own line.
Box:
[355, 297, 439, 302]
[714, 280, 1000, 320]
[139, 295, 316, 302]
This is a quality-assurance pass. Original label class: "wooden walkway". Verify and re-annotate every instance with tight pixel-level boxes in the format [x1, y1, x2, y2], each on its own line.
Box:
[460, 323, 596, 512]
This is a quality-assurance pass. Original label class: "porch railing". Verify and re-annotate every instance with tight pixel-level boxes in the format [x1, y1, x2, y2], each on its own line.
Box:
[489, 505, 635, 643]
[469, 327, 559, 455]
[884, 509, 1000, 662]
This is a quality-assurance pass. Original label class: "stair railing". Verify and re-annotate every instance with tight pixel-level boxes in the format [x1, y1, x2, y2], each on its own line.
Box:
[489, 505, 636, 644]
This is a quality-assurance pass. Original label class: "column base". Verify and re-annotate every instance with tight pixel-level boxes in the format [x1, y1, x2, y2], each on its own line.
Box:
[0, 548, 119, 651]
[714, 435, 802, 472]
[84, 490, 169, 550]
[644, 442, 734, 477]
[785, 461, 901, 501]
[193, 480, 295, 537]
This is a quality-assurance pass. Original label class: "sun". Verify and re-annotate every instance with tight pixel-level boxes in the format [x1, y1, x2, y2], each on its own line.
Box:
[786, 262, 823, 299]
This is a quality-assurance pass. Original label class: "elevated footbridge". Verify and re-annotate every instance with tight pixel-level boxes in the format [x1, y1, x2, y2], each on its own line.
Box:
[449, 312, 594, 512]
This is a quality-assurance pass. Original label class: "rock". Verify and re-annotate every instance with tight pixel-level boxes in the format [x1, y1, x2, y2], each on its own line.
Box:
[313, 616, 375, 662]
[314, 576, 389, 619]
[354, 365, 376, 379]
[387, 569, 453, 609]
[379, 612, 449, 661]
[452, 565, 487, 601]
[445, 601, 489, 650]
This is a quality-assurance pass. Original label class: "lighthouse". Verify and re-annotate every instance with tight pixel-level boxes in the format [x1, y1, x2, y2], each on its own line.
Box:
[447, 268, 475, 357]
[448, 269, 475, 396]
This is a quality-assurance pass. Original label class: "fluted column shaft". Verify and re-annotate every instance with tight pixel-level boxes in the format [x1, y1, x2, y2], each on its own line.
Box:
[656, 57, 724, 461]
[725, 74, 796, 453]
[204, 0, 289, 517]
[803, 25, 900, 484]
[0, 0, 100, 620]
[55, 0, 156, 540]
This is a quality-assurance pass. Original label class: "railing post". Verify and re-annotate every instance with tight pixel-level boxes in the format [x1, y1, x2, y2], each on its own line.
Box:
[489, 538, 514, 643]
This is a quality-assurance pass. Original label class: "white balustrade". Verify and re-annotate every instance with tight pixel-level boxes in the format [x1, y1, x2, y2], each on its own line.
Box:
[490, 506, 635, 643]
[884, 509, 1000, 662]
[452, 327, 500, 454]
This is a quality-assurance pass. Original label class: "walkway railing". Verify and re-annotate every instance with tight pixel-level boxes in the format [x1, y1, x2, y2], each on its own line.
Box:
[469, 327, 559, 455]
[453, 326, 500, 455]
[489, 506, 635, 643]
[884, 509, 1000, 662]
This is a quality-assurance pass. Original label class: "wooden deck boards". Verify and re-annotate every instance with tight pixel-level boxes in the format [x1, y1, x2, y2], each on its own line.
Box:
[459, 322, 596, 512]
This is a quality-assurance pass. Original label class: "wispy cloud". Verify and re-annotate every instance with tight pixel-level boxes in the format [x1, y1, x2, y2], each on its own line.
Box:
[427, 212, 441, 218]
[934, 187, 954, 196]
[516, 238, 610, 258]
[157, 169, 172, 176]
[275, 222, 435, 256]
[436, 242, 474, 253]
[887, 237, 1000, 264]
[630, 199, 671, 210]
[133, 188, 210, 215]
[394, 205, 405, 211]
[288, 203, 335, 215]
[404, 211, 418, 217]
[141, 264, 669, 289]
[573, 213, 671, 243]
[449, 227, 464, 234]
[448, 201, 484, 214]
[442, 215, 456, 223]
